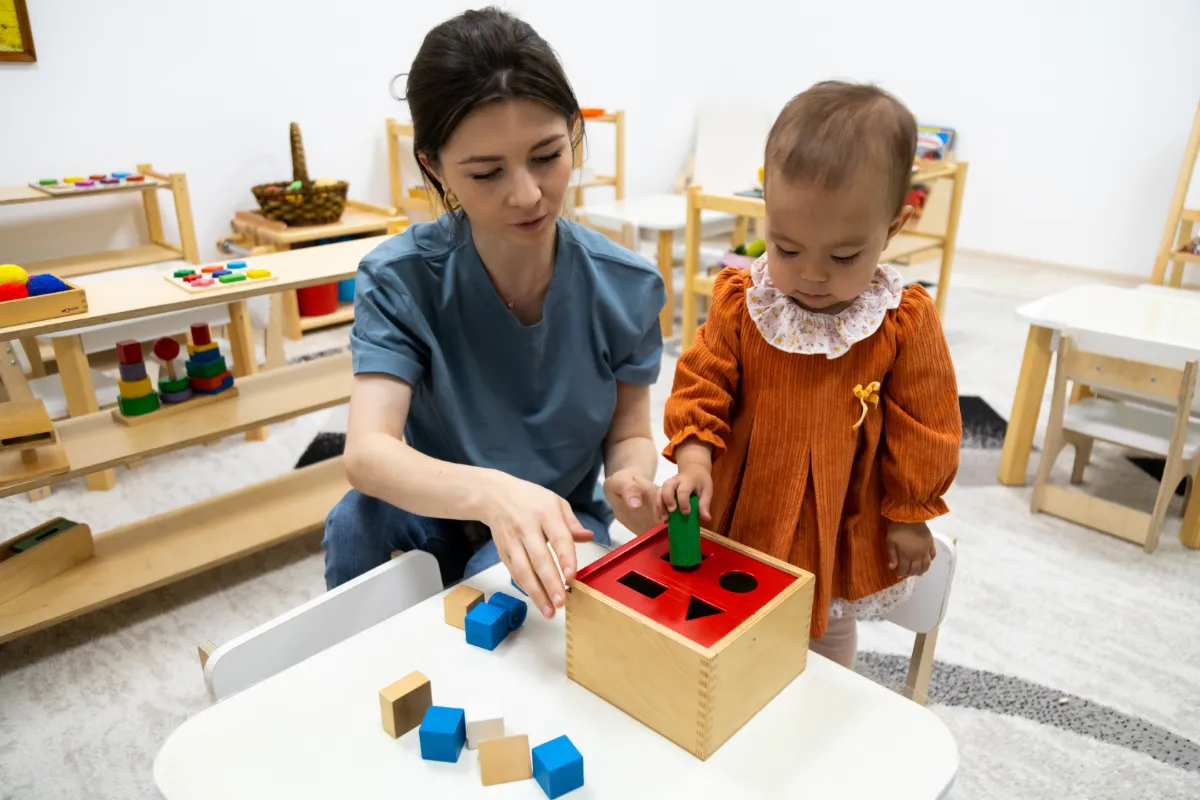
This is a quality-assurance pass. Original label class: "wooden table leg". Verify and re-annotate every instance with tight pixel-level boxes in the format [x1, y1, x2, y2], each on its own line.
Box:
[934, 162, 968, 318]
[51, 335, 117, 491]
[283, 290, 304, 341]
[657, 230, 675, 338]
[1182, 460, 1200, 549]
[18, 336, 46, 378]
[227, 300, 268, 442]
[997, 325, 1054, 487]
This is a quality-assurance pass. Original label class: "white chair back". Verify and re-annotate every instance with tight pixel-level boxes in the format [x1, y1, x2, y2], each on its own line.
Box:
[883, 530, 957, 635]
[204, 550, 442, 700]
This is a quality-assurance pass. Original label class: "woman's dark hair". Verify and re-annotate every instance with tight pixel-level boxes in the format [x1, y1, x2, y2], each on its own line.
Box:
[404, 7, 583, 211]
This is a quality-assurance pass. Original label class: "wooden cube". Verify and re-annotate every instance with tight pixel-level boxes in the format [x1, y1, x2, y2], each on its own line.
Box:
[466, 711, 504, 750]
[478, 734, 532, 786]
[443, 584, 484, 630]
[566, 524, 814, 760]
[379, 670, 432, 739]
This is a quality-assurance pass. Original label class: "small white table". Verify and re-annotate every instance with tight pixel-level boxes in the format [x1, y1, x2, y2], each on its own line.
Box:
[577, 194, 735, 337]
[154, 543, 959, 799]
[998, 283, 1200, 503]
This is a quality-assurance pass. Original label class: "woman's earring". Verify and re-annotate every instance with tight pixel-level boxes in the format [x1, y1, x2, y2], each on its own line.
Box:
[444, 191, 459, 211]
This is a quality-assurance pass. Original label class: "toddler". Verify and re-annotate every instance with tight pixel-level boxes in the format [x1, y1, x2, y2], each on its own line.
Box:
[661, 81, 962, 669]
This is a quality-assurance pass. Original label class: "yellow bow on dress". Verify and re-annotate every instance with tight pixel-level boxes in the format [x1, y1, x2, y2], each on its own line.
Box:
[851, 381, 881, 430]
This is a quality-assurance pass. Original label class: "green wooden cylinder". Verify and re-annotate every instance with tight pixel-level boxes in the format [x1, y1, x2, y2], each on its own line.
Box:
[667, 495, 703, 570]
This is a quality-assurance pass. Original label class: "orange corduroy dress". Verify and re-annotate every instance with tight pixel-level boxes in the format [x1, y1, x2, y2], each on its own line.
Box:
[663, 266, 962, 638]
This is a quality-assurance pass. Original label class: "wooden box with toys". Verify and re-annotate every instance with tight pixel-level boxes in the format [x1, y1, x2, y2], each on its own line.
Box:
[566, 506, 815, 761]
[111, 323, 239, 426]
[0, 264, 87, 328]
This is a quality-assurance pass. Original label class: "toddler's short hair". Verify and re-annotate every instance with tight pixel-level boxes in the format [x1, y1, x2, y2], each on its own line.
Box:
[764, 80, 918, 218]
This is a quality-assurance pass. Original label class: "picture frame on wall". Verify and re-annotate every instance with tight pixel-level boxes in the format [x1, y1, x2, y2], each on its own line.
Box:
[0, 0, 36, 63]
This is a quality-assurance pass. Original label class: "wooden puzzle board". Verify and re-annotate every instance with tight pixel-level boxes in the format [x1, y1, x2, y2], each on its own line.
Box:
[29, 176, 166, 196]
[162, 271, 280, 294]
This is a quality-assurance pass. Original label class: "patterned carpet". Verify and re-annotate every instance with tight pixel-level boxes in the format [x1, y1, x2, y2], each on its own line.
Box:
[2, 272, 1199, 799]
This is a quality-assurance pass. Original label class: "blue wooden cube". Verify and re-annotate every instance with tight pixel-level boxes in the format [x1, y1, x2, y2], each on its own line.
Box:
[487, 591, 527, 630]
[465, 602, 508, 651]
[510, 577, 527, 596]
[532, 735, 583, 798]
[419, 706, 466, 762]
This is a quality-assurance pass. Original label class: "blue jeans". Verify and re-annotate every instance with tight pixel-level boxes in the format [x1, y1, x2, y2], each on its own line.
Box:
[322, 489, 611, 590]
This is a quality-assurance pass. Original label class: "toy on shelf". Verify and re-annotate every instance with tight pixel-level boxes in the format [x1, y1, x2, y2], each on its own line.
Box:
[720, 239, 766, 271]
[0, 518, 94, 607]
[164, 260, 277, 293]
[0, 399, 69, 485]
[110, 324, 239, 427]
[566, 522, 814, 760]
[29, 171, 163, 196]
[251, 122, 349, 226]
[0, 264, 86, 328]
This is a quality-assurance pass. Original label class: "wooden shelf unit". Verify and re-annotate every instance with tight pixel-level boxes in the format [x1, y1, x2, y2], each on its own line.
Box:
[572, 111, 626, 209]
[1, 164, 200, 278]
[1151, 100, 1200, 289]
[0, 457, 351, 645]
[0, 352, 352, 499]
[226, 199, 406, 340]
[679, 160, 969, 349]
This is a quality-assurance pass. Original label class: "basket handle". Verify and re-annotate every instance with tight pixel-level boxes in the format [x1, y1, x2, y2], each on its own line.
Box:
[290, 122, 310, 184]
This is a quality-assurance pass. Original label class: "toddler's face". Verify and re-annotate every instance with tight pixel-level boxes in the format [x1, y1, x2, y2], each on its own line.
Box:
[763, 170, 911, 314]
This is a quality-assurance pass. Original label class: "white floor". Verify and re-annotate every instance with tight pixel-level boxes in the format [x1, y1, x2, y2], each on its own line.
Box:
[3, 250, 1200, 800]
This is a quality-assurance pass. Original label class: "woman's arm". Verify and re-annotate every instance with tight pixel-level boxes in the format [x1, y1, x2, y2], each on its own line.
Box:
[601, 382, 664, 534]
[344, 373, 590, 619]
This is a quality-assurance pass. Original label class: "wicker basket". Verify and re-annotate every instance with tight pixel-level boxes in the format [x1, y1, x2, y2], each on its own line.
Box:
[251, 122, 349, 226]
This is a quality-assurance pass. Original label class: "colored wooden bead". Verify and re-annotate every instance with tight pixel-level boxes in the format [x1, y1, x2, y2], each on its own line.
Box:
[189, 371, 232, 392]
[89, 174, 107, 180]
[173, 268, 196, 278]
[191, 277, 214, 287]
[226, 260, 246, 270]
[192, 374, 234, 395]
[200, 265, 222, 274]
[182, 274, 203, 283]
[74, 180, 95, 188]
[218, 273, 246, 283]
[118, 377, 154, 399]
[187, 346, 222, 363]
[0, 264, 28, 285]
[211, 269, 231, 277]
[158, 375, 191, 393]
[247, 269, 271, 279]
[115, 339, 144, 365]
[152, 336, 181, 362]
[186, 358, 227, 379]
[63, 176, 84, 184]
[126, 175, 145, 182]
[118, 360, 148, 383]
[99, 178, 120, 185]
[38, 179, 58, 185]
[160, 388, 194, 404]
[112, 172, 131, 179]
[117, 392, 160, 417]
[190, 323, 213, 346]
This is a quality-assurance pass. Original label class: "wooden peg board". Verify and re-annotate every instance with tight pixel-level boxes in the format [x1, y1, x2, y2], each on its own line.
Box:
[163, 271, 279, 294]
[29, 175, 166, 196]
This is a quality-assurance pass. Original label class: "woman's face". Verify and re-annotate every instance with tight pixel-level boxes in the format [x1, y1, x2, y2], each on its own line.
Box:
[428, 98, 572, 247]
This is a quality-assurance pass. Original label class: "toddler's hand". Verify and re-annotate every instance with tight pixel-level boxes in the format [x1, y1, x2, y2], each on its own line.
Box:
[660, 463, 714, 524]
[885, 522, 937, 578]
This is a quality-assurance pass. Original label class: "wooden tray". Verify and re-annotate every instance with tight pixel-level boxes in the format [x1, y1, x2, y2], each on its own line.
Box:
[0, 279, 87, 328]
[111, 385, 239, 426]
[29, 176, 166, 196]
[163, 271, 279, 294]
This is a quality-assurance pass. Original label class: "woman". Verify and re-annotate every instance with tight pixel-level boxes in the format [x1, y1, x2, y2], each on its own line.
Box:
[323, 7, 667, 622]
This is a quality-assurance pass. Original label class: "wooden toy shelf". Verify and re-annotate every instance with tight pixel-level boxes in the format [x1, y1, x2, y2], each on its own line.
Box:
[0, 352, 352, 499]
[572, 111, 625, 207]
[0, 164, 200, 278]
[1151, 100, 1200, 288]
[0, 457, 350, 644]
[299, 303, 355, 332]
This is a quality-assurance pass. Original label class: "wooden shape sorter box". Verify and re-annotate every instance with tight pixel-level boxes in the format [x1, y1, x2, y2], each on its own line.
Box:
[566, 523, 814, 761]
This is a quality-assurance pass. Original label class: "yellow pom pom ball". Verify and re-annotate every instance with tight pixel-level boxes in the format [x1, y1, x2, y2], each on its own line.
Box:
[0, 264, 29, 286]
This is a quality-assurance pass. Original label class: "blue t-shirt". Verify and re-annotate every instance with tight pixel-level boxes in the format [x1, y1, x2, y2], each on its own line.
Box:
[350, 216, 667, 526]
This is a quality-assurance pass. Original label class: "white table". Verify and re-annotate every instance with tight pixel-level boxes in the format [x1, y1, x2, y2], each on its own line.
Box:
[154, 543, 959, 799]
[998, 283, 1200, 495]
[577, 194, 735, 337]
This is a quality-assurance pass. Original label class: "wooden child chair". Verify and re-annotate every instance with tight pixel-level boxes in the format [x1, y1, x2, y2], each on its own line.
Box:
[1030, 334, 1200, 553]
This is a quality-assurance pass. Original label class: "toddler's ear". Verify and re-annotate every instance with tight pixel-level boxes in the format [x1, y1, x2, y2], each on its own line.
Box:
[887, 205, 915, 240]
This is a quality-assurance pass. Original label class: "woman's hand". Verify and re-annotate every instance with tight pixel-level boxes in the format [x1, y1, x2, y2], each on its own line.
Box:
[480, 472, 594, 620]
[885, 521, 937, 577]
[603, 469, 666, 536]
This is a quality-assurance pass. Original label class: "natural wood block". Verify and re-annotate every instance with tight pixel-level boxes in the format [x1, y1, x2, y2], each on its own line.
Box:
[443, 584, 484, 630]
[379, 670, 432, 739]
[0, 518, 94, 606]
[478, 734, 532, 786]
[566, 524, 814, 760]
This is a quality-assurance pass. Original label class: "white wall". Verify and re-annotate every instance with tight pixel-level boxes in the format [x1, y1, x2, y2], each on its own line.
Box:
[2, 0, 1199, 277]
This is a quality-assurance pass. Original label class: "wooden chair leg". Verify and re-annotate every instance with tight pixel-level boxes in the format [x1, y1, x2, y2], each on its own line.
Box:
[1145, 464, 1181, 553]
[1070, 436, 1093, 485]
[1030, 428, 1067, 513]
[905, 627, 939, 705]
